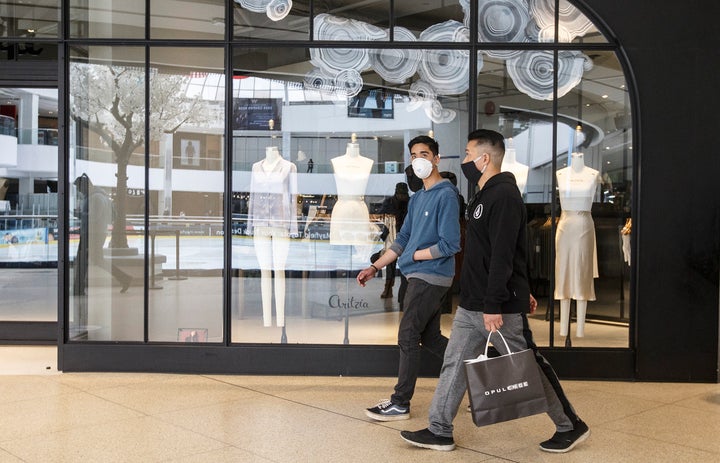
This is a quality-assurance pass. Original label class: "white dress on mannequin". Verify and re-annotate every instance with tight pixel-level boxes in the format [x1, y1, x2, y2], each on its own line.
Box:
[501, 148, 529, 194]
[330, 142, 374, 245]
[248, 146, 298, 327]
[554, 152, 600, 337]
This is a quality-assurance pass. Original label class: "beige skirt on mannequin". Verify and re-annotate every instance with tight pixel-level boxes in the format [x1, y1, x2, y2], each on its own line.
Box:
[554, 211, 598, 300]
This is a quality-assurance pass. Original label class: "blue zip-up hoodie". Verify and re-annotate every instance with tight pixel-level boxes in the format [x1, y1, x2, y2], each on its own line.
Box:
[389, 179, 461, 287]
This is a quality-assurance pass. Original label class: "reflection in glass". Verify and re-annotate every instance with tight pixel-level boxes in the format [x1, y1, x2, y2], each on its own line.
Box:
[148, 47, 225, 343]
[68, 47, 146, 341]
[151, 0, 225, 39]
[0, 0, 59, 38]
[233, 0, 308, 40]
[477, 49, 631, 348]
[70, 0, 145, 38]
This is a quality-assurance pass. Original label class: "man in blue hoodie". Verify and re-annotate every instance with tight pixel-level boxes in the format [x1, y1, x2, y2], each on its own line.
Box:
[400, 129, 590, 453]
[357, 135, 461, 421]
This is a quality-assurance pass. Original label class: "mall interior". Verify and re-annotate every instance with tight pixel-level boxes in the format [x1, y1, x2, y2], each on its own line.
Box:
[0, 0, 718, 461]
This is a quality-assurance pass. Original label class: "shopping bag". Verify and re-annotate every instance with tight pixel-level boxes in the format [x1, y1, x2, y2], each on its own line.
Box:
[464, 330, 548, 427]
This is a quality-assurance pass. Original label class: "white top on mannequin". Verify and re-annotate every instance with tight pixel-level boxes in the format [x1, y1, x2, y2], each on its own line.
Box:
[263, 146, 281, 172]
[556, 152, 600, 211]
[331, 142, 373, 197]
[501, 147, 529, 194]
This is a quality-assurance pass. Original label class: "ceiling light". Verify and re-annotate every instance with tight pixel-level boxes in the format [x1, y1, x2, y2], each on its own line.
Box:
[602, 94, 608, 99]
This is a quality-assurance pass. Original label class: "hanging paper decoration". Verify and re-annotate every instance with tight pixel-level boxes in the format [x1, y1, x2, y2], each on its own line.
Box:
[266, 0, 292, 21]
[424, 99, 457, 124]
[303, 67, 336, 94]
[334, 69, 364, 98]
[476, 0, 532, 59]
[236, 0, 293, 22]
[369, 27, 421, 84]
[407, 80, 437, 111]
[310, 14, 387, 74]
[418, 21, 480, 95]
[505, 50, 592, 100]
[527, 0, 593, 42]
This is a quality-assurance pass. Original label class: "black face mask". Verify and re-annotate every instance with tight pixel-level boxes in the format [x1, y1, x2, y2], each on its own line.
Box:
[461, 159, 483, 186]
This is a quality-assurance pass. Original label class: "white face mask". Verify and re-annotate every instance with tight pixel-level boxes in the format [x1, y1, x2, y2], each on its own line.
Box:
[411, 157, 434, 179]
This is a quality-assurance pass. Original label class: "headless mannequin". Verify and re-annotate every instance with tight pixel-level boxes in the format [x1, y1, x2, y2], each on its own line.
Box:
[555, 152, 600, 338]
[249, 146, 298, 332]
[501, 144, 529, 194]
[330, 134, 374, 245]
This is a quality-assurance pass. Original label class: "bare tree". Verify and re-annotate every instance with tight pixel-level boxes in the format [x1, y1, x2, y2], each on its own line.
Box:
[70, 63, 216, 249]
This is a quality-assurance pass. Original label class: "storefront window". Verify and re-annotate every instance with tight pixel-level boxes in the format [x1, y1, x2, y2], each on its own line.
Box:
[70, 0, 145, 38]
[150, 0, 225, 40]
[230, 44, 468, 344]
[68, 46, 146, 340]
[476, 47, 630, 348]
[61, 0, 632, 353]
[0, 0, 59, 38]
[233, 0, 309, 40]
[148, 47, 226, 342]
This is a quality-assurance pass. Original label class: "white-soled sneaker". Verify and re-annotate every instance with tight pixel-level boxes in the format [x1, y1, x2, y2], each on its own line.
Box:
[365, 399, 409, 421]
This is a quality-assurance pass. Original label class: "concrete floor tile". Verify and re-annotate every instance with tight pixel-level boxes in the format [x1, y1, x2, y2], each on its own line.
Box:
[88, 374, 260, 415]
[51, 372, 187, 392]
[0, 376, 78, 405]
[1, 416, 225, 463]
[162, 446, 275, 463]
[0, 447, 24, 462]
[506, 427, 716, 463]
[602, 404, 720, 454]
[0, 392, 142, 443]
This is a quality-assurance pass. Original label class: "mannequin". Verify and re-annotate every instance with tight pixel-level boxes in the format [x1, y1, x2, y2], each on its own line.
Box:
[330, 134, 374, 245]
[554, 152, 600, 338]
[621, 218, 632, 266]
[501, 139, 529, 194]
[248, 146, 298, 330]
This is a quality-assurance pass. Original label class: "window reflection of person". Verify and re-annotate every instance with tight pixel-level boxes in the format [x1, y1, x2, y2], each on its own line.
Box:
[330, 136, 374, 245]
[183, 140, 197, 166]
[554, 152, 600, 338]
[248, 146, 298, 328]
[73, 174, 132, 295]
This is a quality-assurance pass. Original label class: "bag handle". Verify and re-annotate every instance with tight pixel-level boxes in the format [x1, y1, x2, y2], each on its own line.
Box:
[484, 330, 513, 357]
[465, 330, 514, 364]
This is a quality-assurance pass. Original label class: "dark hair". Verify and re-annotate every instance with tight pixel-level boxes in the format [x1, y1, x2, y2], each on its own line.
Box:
[467, 129, 505, 153]
[408, 135, 439, 156]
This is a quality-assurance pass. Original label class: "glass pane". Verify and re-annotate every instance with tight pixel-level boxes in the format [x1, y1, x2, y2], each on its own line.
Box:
[151, 0, 225, 40]
[0, 0, 59, 38]
[394, 0, 464, 37]
[148, 47, 225, 343]
[0, 87, 59, 322]
[553, 50, 630, 347]
[558, 0, 607, 44]
[0, 42, 57, 62]
[231, 46, 468, 344]
[68, 46, 146, 341]
[233, 0, 309, 40]
[70, 0, 145, 38]
[477, 49, 630, 348]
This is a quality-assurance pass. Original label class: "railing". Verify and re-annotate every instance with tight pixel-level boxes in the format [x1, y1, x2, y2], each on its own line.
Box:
[0, 115, 16, 137]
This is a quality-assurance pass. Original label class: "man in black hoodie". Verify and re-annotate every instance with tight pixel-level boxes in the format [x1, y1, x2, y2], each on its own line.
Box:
[401, 129, 589, 454]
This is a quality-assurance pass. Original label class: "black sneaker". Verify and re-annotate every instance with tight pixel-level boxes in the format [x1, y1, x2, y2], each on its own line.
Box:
[539, 419, 590, 453]
[400, 428, 455, 451]
[365, 399, 409, 421]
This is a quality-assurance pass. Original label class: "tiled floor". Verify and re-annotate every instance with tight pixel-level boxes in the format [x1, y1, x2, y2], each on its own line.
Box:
[0, 347, 719, 462]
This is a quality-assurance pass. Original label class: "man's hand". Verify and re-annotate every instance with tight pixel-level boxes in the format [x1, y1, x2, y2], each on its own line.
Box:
[529, 294, 538, 314]
[356, 267, 377, 287]
[483, 313, 503, 332]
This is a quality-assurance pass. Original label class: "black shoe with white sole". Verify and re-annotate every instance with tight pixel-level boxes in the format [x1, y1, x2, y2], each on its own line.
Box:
[400, 428, 455, 451]
[539, 419, 590, 453]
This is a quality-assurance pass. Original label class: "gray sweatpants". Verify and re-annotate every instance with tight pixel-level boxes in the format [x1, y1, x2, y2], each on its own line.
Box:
[428, 307, 578, 437]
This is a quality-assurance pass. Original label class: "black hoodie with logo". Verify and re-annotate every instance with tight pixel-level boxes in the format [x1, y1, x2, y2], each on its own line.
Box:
[459, 171, 530, 314]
